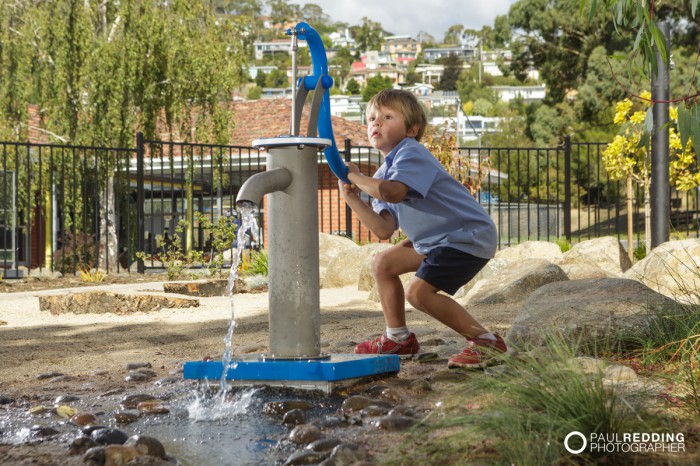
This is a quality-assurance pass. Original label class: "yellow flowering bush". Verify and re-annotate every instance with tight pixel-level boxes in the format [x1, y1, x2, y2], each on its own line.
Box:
[603, 91, 699, 192]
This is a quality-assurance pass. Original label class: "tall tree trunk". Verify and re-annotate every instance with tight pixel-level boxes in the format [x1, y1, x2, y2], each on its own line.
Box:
[98, 174, 118, 272]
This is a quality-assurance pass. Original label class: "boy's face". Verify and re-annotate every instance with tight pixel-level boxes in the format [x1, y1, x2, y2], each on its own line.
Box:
[366, 104, 418, 155]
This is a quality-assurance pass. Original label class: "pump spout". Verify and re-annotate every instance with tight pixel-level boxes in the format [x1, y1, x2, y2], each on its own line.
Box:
[236, 167, 292, 207]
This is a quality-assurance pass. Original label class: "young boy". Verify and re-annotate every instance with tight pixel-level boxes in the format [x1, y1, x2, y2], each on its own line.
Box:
[339, 89, 508, 369]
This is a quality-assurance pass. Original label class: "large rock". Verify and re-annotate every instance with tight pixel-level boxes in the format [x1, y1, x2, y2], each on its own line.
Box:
[456, 242, 564, 298]
[624, 239, 700, 303]
[496, 240, 564, 263]
[356, 243, 394, 291]
[558, 236, 632, 275]
[559, 261, 619, 280]
[461, 259, 568, 305]
[39, 291, 198, 315]
[318, 233, 358, 269]
[322, 243, 389, 289]
[507, 278, 680, 348]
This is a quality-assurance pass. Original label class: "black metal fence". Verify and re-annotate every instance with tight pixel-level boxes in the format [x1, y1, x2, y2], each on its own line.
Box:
[1, 135, 698, 278]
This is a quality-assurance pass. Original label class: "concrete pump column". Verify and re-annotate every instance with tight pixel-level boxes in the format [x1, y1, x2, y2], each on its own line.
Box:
[265, 142, 324, 358]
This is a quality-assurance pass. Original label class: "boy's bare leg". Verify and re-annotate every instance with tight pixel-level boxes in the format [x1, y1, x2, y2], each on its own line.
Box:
[406, 277, 488, 339]
[372, 239, 424, 328]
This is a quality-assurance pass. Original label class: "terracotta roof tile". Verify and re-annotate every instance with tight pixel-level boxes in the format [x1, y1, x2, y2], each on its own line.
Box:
[230, 99, 369, 148]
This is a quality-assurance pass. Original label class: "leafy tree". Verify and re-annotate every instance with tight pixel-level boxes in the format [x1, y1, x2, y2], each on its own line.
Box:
[437, 54, 462, 91]
[266, 68, 289, 88]
[527, 103, 561, 145]
[581, 0, 700, 157]
[362, 75, 393, 101]
[508, 0, 619, 103]
[247, 85, 263, 100]
[255, 70, 268, 88]
[351, 17, 384, 54]
[345, 78, 360, 95]
[443, 25, 464, 45]
[492, 15, 512, 48]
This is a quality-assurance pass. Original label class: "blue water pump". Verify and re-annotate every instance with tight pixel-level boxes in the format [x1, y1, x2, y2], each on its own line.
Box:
[286, 22, 350, 184]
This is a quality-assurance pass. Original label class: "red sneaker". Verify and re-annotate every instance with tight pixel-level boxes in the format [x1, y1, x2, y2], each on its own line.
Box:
[447, 334, 509, 369]
[354, 333, 420, 355]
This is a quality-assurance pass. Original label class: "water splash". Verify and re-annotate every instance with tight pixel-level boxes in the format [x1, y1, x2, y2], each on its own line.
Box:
[219, 202, 259, 397]
[187, 387, 259, 422]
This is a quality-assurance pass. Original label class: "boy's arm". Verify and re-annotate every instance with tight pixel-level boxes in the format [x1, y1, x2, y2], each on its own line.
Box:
[346, 163, 409, 203]
[338, 179, 396, 240]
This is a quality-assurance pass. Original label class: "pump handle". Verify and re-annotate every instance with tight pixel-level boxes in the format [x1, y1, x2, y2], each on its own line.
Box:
[292, 22, 350, 184]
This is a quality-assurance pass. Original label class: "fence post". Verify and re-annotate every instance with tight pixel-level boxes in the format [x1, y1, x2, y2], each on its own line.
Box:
[563, 136, 572, 241]
[136, 132, 145, 274]
[344, 139, 352, 239]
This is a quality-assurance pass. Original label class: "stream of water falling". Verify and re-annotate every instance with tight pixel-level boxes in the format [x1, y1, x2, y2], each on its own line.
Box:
[219, 202, 259, 397]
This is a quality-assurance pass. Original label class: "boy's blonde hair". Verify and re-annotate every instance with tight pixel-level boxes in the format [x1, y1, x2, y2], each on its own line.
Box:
[367, 89, 428, 142]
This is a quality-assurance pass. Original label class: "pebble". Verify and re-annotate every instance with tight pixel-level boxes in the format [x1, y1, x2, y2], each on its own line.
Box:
[374, 415, 415, 431]
[114, 410, 140, 424]
[121, 394, 158, 408]
[55, 395, 80, 404]
[340, 396, 392, 414]
[431, 370, 469, 382]
[124, 434, 167, 458]
[30, 425, 60, 437]
[69, 436, 98, 455]
[91, 369, 110, 376]
[312, 416, 346, 430]
[125, 362, 152, 370]
[283, 408, 307, 426]
[263, 400, 313, 415]
[360, 405, 390, 417]
[104, 444, 141, 466]
[378, 386, 404, 404]
[0, 395, 13, 404]
[388, 405, 417, 418]
[413, 352, 439, 363]
[125, 372, 151, 382]
[56, 405, 78, 418]
[408, 379, 432, 393]
[28, 405, 56, 415]
[154, 376, 180, 387]
[284, 449, 328, 465]
[90, 427, 129, 445]
[288, 424, 324, 444]
[81, 425, 109, 436]
[307, 437, 342, 452]
[49, 375, 77, 383]
[420, 338, 447, 346]
[136, 401, 170, 415]
[326, 442, 369, 464]
[36, 371, 64, 380]
[82, 446, 106, 465]
[70, 412, 99, 426]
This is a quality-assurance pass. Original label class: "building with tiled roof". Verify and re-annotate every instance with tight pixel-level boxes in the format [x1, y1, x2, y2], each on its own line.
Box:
[229, 99, 369, 147]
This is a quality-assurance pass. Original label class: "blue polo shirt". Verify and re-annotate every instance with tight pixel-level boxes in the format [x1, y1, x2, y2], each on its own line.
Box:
[372, 137, 497, 258]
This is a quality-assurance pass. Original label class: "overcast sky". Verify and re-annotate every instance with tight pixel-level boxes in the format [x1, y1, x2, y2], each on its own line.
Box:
[296, 0, 519, 40]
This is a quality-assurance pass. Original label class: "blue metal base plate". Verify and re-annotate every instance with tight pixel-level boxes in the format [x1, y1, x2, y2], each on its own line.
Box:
[183, 354, 400, 383]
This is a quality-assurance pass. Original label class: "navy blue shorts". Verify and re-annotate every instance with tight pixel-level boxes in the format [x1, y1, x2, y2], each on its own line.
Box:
[415, 247, 490, 295]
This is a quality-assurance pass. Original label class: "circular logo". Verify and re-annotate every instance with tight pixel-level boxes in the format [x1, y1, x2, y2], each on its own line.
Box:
[564, 431, 587, 454]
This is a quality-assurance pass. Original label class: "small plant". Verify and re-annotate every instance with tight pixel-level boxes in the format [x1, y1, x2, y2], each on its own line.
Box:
[136, 219, 203, 280]
[196, 212, 238, 278]
[244, 249, 268, 276]
[555, 237, 572, 253]
[633, 242, 647, 260]
[78, 265, 106, 283]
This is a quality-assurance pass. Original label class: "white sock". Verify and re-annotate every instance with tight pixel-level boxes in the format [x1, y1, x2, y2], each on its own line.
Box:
[478, 332, 497, 341]
[386, 326, 410, 343]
